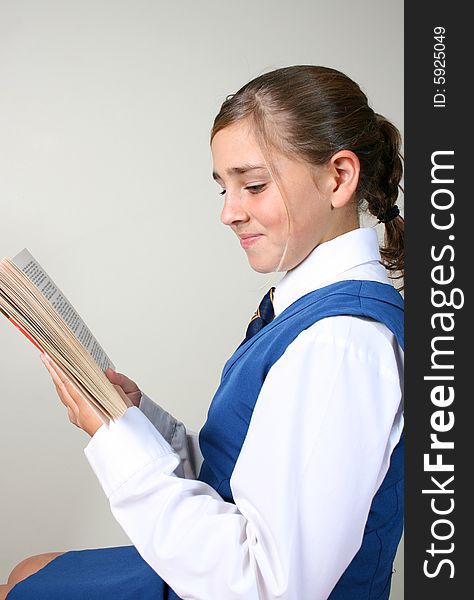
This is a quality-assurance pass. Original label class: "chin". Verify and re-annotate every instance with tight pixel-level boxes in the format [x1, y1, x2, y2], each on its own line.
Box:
[247, 257, 280, 274]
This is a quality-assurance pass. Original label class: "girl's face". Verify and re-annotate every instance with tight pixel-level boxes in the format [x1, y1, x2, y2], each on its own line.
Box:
[211, 120, 344, 273]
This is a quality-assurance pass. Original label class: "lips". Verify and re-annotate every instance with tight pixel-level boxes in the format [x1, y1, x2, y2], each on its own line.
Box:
[238, 233, 263, 249]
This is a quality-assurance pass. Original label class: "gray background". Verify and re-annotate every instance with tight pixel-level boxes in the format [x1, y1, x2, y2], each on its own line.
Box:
[0, 1, 403, 597]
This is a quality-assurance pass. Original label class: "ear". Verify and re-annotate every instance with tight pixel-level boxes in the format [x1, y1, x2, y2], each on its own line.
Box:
[327, 150, 360, 209]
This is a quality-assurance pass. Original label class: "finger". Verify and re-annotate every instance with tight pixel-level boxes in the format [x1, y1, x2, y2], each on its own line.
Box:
[44, 355, 84, 399]
[44, 360, 81, 420]
[105, 368, 122, 384]
[43, 358, 79, 411]
[67, 405, 80, 428]
[42, 354, 70, 396]
[42, 354, 84, 410]
[43, 354, 72, 386]
[104, 368, 115, 380]
[42, 353, 66, 392]
[41, 354, 102, 436]
[113, 384, 134, 408]
[105, 369, 139, 394]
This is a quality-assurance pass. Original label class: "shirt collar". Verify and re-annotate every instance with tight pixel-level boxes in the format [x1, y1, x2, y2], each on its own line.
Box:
[273, 228, 384, 317]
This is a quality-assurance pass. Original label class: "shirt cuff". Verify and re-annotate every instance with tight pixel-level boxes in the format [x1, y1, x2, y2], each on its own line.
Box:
[84, 406, 180, 498]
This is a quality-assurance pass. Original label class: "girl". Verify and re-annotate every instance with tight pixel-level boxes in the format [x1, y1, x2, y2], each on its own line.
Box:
[2, 65, 404, 600]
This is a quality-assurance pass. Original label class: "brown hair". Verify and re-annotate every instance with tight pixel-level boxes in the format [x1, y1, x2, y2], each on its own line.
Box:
[210, 65, 404, 287]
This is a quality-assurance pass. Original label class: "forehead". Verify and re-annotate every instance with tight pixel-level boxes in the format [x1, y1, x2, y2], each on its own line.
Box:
[211, 121, 270, 180]
[211, 121, 261, 158]
[210, 120, 316, 186]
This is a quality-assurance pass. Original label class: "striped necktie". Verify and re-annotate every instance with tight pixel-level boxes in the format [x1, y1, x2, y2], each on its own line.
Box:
[239, 287, 275, 347]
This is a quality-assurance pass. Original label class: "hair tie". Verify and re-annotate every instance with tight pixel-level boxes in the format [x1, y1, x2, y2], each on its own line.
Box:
[378, 205, 400, 224]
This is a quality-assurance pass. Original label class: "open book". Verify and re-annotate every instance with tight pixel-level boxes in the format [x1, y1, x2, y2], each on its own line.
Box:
[0, 249, 127, 422]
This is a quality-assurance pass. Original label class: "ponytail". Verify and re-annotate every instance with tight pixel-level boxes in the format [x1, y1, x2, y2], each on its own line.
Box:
[364, 115, 404, 287]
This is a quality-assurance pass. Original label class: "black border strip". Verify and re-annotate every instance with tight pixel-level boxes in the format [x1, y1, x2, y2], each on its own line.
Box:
[405, 1, 468, 596]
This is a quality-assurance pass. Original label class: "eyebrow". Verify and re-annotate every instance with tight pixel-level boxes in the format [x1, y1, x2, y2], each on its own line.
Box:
[212, 163, 268, 182]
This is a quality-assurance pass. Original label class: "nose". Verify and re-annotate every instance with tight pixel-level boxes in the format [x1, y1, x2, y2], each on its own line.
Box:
[220, 192, 249, 226]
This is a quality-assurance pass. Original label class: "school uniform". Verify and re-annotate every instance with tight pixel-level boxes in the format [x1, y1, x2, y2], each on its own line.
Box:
[7, 227, 404, 600]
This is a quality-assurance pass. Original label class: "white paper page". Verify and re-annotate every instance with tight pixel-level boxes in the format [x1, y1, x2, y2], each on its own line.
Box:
[12, 248, 115, 371]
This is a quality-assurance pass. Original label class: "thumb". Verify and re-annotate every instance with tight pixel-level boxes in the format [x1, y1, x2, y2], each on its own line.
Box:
[105, 368, 129, 387]
[105, 368, 140, 397]
[105, 367, 118, 382]
[113, 384, 134, 408]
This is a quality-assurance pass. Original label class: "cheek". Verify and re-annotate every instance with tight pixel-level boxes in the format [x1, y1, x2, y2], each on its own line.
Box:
[284, 199, 324, 253]
[291, 214, 316, 240]
[259, 195, 289, 231]
[289, 190, 328, 233]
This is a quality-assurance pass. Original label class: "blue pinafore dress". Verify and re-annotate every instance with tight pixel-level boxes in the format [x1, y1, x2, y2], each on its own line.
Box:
[8, 280, 404, 600]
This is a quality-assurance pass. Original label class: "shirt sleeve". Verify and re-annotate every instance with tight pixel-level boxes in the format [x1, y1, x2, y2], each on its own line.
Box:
[84, 316, 403, 600]
[139, 393, 202, 478]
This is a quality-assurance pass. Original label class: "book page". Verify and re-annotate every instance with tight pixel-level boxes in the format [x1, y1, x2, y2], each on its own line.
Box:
[12, 249, 115, 372]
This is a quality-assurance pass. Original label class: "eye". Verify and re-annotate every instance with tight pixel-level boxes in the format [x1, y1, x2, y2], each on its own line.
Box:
[245, 184, 267, 194]
[219, 189, 226, 196]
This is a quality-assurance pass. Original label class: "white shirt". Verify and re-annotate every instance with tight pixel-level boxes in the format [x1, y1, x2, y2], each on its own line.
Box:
[85, 227, 404, 600]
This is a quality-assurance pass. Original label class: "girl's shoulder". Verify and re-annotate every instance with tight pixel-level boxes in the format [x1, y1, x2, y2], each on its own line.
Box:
[292, 313, 403, 380]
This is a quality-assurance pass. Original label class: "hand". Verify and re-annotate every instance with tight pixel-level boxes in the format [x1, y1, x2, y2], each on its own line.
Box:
[105, 368, 142, 407]
[41, 353, 107, 437]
